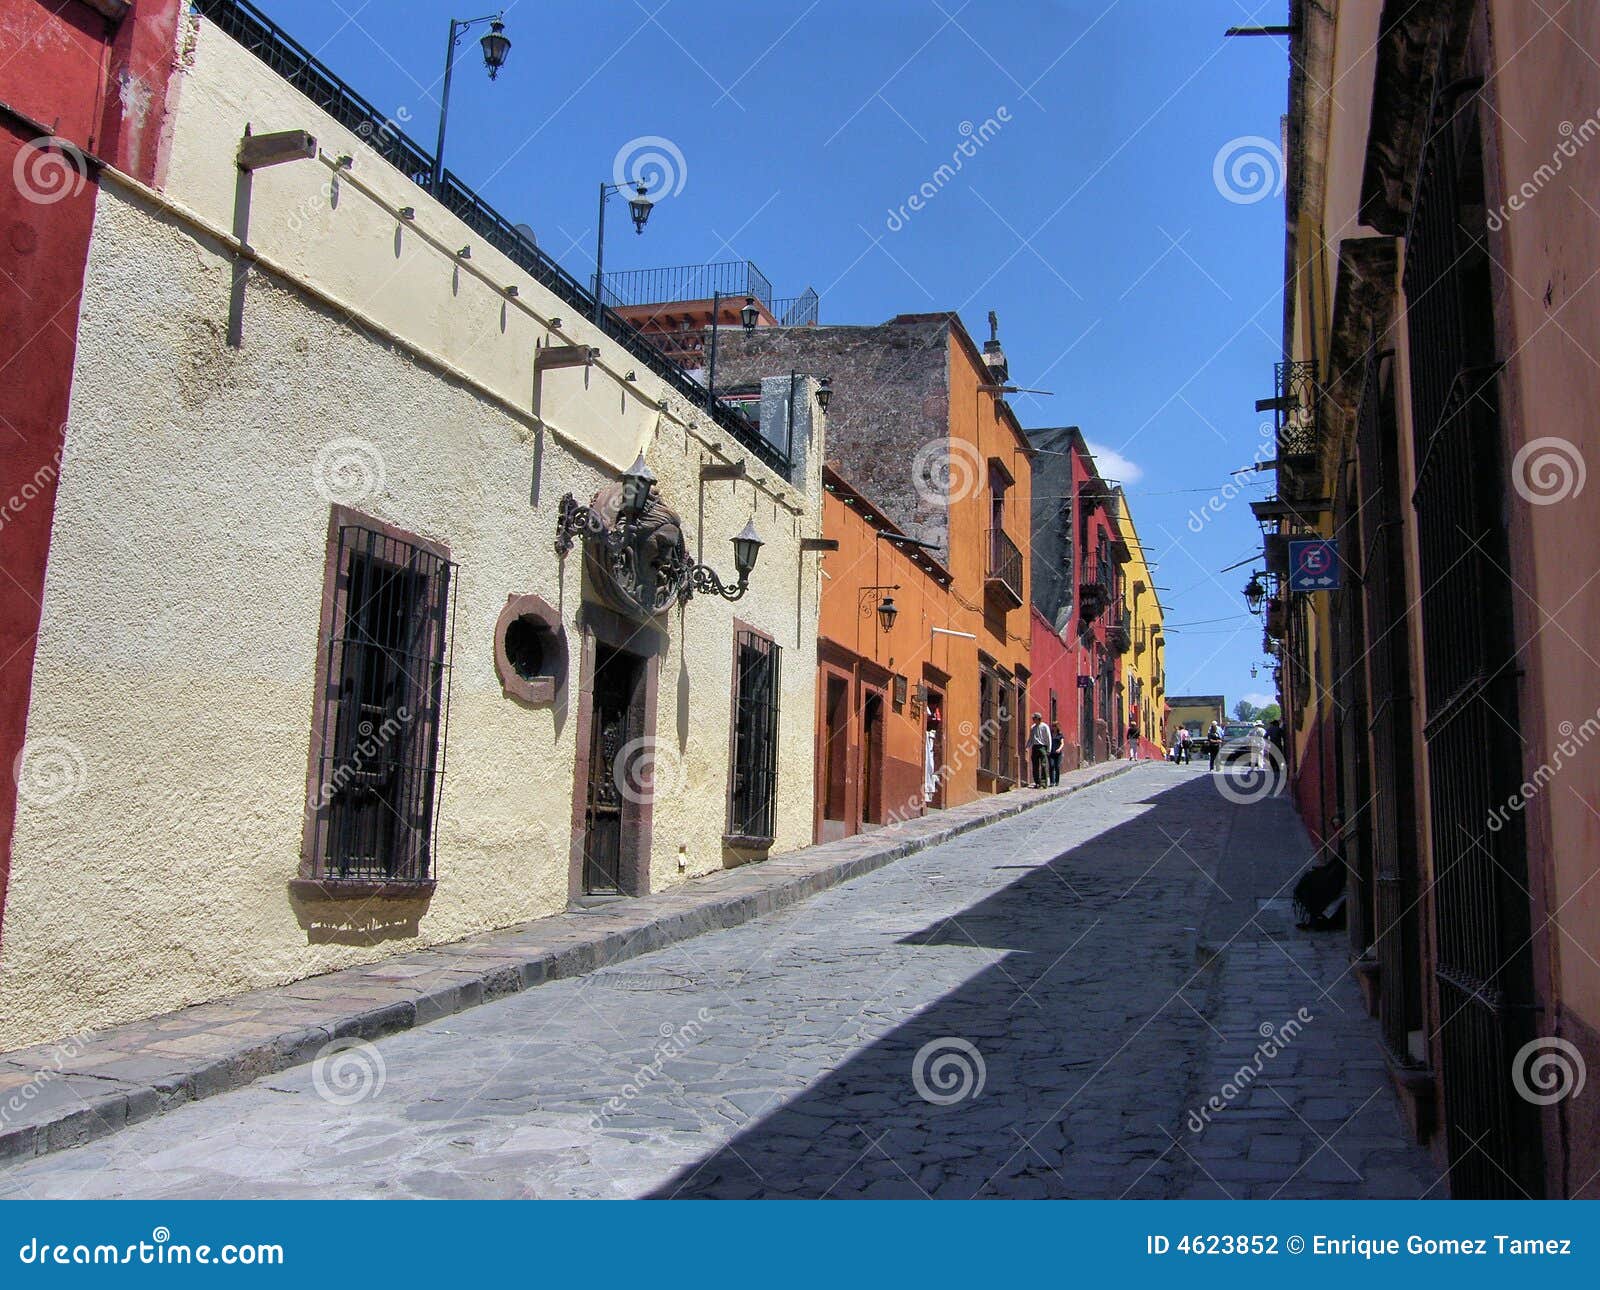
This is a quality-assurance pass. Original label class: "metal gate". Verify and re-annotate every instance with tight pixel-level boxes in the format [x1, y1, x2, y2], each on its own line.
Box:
[582, 647, 639, 894]
[1403, 77, 1542, 1197]
[1332, 459, 1374, 954]
[1357, 349, 1427, 1069]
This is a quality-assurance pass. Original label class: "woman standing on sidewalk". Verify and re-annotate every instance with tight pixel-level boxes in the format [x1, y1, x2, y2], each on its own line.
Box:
[1048, 724, 1064, 786]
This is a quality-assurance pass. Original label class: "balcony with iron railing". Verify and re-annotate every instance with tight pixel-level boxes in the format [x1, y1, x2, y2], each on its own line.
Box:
[189, 0, 795, 474]
[985, 528, 1023, 608]
[601, 262, 819, 325]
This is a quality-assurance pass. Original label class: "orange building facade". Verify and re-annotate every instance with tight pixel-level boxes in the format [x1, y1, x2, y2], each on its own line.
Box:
[815, 467, 961, 839]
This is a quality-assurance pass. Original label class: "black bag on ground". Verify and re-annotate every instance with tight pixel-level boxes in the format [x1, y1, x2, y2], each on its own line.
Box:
[1292, 857, 1347, 930]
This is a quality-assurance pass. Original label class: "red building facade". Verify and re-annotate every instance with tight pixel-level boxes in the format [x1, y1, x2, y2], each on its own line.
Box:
[0, 0, 185, 950]
[1025, 427, 1128, 765]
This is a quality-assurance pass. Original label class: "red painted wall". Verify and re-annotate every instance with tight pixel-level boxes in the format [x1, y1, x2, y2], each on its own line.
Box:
[0, 0, 181, 950]
[1030, 605, 1082, 773]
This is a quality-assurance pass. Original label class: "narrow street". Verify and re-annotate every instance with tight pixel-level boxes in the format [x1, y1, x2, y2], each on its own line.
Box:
[0, 764, 1434, 1200]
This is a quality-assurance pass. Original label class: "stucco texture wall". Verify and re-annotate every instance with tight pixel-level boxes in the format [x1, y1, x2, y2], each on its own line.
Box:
[0, 18, 819, 1049]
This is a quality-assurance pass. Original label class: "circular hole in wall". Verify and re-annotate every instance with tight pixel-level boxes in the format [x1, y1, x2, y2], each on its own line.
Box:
[493, 594, 565, 706]
[504, 615, 550, 682]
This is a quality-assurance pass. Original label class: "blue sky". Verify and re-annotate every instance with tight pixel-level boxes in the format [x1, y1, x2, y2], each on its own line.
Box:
[256, 0, 1290, 711]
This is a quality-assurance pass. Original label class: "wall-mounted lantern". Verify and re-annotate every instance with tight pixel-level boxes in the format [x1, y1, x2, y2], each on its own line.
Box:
[1243, 572, 1267, 615]
[877, 594, 899, 634]
[816, 377, 833, 412]
[555, 464, 762, 618]
[740, 296, 760, 331]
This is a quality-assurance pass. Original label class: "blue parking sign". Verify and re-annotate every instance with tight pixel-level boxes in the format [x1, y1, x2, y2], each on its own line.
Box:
[1288, 538, 1341, 591]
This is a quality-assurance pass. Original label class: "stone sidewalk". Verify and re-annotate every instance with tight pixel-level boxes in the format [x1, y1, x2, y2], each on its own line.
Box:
[0, 759, 1134, 1167]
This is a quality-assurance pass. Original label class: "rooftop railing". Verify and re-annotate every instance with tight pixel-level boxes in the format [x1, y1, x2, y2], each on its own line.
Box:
[190, 0, 792, 474]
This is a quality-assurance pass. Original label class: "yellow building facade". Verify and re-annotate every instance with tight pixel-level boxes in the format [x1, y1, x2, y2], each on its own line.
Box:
[1115, 492, 1165, 753]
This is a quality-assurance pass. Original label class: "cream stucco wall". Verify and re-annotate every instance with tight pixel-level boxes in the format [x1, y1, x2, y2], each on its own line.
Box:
[0, 15, 821, 1048]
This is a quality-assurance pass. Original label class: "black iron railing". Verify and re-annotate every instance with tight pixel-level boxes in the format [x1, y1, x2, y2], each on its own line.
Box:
[600, 260, 773, 310]
[1404, 70, 1540, 1200]
[986, 527, 1023, 606]
[309, 522, 456, 883]
[190, 0, 791, 473]
[1272, 359, 1320, 461]
[768, 290, 819, 326]
[1356, 347, 1426, 1070]
[728, 631, 781, 842]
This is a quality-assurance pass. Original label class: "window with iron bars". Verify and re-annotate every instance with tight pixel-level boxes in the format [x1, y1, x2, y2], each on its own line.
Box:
[305, 514, 456, 884]
[728, 630, 781, 841]
[978, 661, 998, 776]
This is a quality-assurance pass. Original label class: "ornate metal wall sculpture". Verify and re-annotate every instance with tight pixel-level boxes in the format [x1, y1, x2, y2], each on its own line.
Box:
[554, 455, 762, 622]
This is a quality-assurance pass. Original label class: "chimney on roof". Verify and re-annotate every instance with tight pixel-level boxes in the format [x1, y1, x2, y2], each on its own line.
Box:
[982, 309, 1009, 385]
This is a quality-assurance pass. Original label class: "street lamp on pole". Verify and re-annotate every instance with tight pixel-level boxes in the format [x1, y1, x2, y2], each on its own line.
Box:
[705, 291, 758, 409]
[592, 182, 654, 323]
[431, 12, 511, 198]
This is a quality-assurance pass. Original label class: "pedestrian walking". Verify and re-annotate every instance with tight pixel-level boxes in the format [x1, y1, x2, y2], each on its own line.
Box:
[1126, 720, 1140, 760]
[1028, 712, 1051, 788]
[1048, 723, 1064, 786]
[1207, 720, 1224, 771]
[1176, 727, 1192, 764]
[1248, 721, 1267, 770]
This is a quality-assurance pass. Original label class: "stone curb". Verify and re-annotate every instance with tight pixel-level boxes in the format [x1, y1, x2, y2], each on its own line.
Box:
[0, 760, 1138, 1166]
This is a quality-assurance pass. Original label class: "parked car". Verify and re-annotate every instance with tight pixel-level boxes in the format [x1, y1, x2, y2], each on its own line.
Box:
[1211, 722, 1258, 766]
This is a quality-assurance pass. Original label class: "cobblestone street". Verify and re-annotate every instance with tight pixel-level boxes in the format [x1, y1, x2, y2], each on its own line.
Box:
[0, 764, 1436, 1199]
